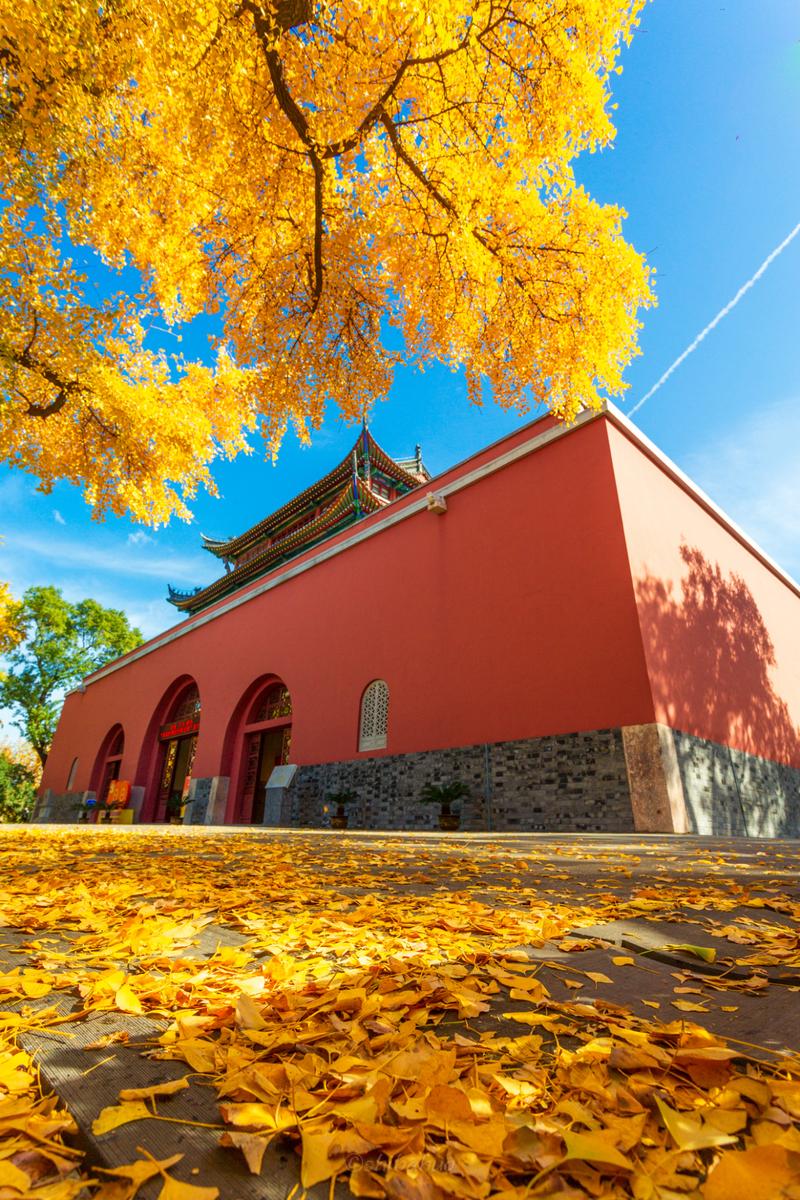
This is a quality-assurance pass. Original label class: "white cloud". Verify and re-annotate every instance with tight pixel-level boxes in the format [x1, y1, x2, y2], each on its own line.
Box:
[684, 396, 800, 581]
[127, 530, 153, 546]
[125, 598, 180, 641]
[53, 509, 66, 525]
[3, 532, 211, 583]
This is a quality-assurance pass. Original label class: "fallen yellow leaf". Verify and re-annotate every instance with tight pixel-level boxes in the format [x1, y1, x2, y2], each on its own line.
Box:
[655, 1096, 738, 1152]
[119, 1079, 190, 1102]
[98, 1154, 183, 1187]
[219, 1131, 272, 1174]
[562, 1130, 633, 1170]
[156, 1176, 219, 1200]
[703, 1142, 800, 1199]
[115, 983, 144, 1014]
[92, 1101, 151, 1135]
[300, 1124, 339, 1189]
[664, 943, 717, 963]
[0, 1160, 31, 1191]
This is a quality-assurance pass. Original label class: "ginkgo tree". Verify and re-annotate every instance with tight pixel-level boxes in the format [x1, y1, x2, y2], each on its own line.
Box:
[0, 0, 653, 525]
[0, 582, 21, 652]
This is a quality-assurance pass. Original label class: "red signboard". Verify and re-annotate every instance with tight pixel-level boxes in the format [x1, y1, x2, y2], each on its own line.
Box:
[158, 719, 200, 741]
[106, 779, 131, 808]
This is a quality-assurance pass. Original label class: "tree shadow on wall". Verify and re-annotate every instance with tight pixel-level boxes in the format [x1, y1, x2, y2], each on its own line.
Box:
[636, 545, 800, 837]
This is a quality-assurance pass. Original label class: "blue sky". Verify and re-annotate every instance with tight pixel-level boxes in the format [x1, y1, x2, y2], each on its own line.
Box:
[2, 0, 800, 650]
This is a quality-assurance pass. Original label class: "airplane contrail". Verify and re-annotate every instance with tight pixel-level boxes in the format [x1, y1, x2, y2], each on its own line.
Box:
[628, 220, 800, 418]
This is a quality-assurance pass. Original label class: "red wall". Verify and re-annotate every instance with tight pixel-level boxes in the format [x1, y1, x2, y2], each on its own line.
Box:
[42, 416, 655, 811]
[608, 421, 800, 768]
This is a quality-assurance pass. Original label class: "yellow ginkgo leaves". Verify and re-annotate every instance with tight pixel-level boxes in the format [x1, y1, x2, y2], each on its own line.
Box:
[561, 1129, 634, 1171]
[0, 827, 799, 1200]
[1, 0, 653, 527]
[92, 1101, 153, 1136]
[703, 1143, 800, 1200]
[119, 1079, 190, 1102]
[96, 1152, 220, 1200]
[0, 1159, 32, 1191]
[655, 1096, 740, 1153]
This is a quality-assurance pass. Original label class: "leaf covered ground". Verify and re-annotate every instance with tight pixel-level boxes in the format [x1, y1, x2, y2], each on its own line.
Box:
[0, 828, 798, 1200]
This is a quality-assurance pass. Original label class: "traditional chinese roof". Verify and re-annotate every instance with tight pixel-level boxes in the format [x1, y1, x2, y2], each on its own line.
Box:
[168, 427, 429, 616]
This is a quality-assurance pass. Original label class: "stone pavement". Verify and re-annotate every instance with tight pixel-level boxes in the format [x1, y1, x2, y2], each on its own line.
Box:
[1, 827, 799, 1198]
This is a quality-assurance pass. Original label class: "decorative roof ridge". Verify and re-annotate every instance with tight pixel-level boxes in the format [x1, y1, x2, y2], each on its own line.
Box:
[168, 477, 384, 613]
[167, 583, 203, 602]
[200, 534, 231, 554]
[395, 445, 431, 481]
[203, 427, 423, 559]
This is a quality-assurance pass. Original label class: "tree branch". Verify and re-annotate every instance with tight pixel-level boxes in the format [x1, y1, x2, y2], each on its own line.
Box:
[378, 108, 456, 215]
[244, 0, 325, 311]
[11, 346, 80, 418]
[379, 108, 549, 301]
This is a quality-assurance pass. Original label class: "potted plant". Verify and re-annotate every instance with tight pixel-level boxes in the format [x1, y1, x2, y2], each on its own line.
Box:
[79, 795, 97, 823]
[166, 792, 184, 825]
[420, 781, 470, 831]
[326, 790, 356, 830]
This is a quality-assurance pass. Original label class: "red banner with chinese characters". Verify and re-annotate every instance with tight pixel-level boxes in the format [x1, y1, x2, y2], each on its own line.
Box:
[158, 718, 200, 741]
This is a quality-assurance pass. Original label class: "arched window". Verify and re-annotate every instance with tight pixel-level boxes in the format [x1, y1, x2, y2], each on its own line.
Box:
[171, 685, 201, 724]
[359, 680, 389, 751]
[249, 683, 292, 724]
[66, 757, 79, 790]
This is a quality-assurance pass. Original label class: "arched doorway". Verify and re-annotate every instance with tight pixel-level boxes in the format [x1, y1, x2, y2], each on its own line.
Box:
[92, 725, 125, 805]
[234, 680, 292, 824]
[154, 683, 201, 822]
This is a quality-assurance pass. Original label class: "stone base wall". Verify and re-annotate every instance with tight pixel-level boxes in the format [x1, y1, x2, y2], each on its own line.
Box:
[33, 726, 800, 837]
[286, 729, 634, 833]
[31, 790, 93, 823]
[672, 730, 800, 838]
[185, 776, 229, 825]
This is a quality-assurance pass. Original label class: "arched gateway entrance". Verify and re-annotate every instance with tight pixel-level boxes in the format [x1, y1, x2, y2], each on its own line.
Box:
[230, 679, 292, 824]
[91, 725, 125, 806]
[150, 682, 201, 822]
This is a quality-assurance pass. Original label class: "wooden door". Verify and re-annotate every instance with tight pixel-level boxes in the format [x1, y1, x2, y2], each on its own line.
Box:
[157, 738, 179, 820]
[239, 731, 262, 823]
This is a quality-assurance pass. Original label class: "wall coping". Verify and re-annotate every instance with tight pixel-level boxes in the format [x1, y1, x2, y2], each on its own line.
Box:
[604, 403, 800, 602]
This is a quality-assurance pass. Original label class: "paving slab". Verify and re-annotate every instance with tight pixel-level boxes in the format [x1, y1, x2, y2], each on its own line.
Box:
[570, 916, 800, 981]
[19, 1013, 323, 1200]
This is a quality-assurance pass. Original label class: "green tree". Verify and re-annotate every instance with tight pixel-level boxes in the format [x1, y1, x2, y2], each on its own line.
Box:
[0, 744, 36, 820]
[0, 745, 37, 822]
[0, 587, 142, 768]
